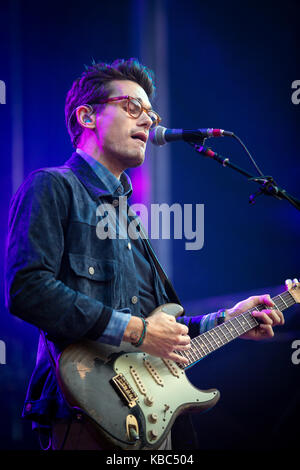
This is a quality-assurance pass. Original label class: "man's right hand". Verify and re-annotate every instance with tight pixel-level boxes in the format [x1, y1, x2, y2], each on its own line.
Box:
[123, 311, 191, 365]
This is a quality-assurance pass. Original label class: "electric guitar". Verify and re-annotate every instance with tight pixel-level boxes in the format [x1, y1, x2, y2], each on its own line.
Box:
[56, 280, 300, 450]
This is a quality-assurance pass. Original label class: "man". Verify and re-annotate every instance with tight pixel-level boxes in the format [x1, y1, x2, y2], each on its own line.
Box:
[5, 58, 284, 450]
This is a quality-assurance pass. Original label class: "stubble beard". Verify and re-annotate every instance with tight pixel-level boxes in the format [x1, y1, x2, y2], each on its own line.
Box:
[109, 142, 146, 173]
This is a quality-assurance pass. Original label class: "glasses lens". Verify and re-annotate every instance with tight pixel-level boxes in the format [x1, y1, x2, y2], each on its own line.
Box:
[128, 98, 142, 117]
[127, 97, 160, 128]
[148, 111, 159, 128]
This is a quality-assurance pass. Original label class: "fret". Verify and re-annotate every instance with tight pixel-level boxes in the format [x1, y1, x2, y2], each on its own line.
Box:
[190, 339, 200, 358]
[278, 294, 288, 309]
[216, 325, 230, 344]
[231, 317, 244, 335]
[272, 298, 282, 311]
[245, 311, 259, 328]
[202, 332, 215, 351]
[176, 350, 190, 363]
[212, 327, 224, 346]
[199, 337, 211, 354]
[285, 290, 296, 307]
[235, 314, 250, 332]
[191, 344, 203, 362]
[187, 346, 198, 363]
[222, 322, 235, 339]
[241, 312, 253, 329]
[206, 331, 219, 350]
[194, 337, 210, 356]
[234, 315, 248, 334]
[192, 337, 206, 358]
[273, 296, 285, 312]
[184, 349, 196, 364]
[277, 291, 292, 308]
[226, 320, 239, 338]
[199, 334, 211, 353]
[207, 330, 220, 349]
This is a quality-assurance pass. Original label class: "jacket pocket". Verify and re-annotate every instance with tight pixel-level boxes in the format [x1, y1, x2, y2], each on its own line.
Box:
[68, 253, 115, 281]
[67, 253, 120, 307]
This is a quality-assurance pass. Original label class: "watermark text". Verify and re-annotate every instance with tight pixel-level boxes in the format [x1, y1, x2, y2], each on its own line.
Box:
[96, 198, 204, 251]
[291, 80, 300, 105]
[0, 80, 6, 104]
[291, 339, 300, 365]
[0, 340, 6, 364]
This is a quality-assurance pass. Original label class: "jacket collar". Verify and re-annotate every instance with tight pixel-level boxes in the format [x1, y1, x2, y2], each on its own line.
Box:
[64, 152, 132, 201]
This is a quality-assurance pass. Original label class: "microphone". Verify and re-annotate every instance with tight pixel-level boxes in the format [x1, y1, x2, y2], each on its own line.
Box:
[149, 125, 234, 146]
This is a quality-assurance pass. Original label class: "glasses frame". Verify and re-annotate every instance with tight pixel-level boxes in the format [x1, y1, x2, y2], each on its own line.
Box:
[91, 95, 161, 128]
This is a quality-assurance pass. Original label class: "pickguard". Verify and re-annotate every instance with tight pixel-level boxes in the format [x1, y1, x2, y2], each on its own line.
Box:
[113, 352, 218, 445]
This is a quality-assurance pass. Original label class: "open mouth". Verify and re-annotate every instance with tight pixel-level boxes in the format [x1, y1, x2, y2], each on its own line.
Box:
[131, 132, 147, 143]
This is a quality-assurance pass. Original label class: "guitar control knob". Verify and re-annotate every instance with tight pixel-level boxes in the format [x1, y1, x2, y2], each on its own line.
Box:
[148, 429, 158, 441]
[148, 413, 158, 423]
[144, 395, 154, 406]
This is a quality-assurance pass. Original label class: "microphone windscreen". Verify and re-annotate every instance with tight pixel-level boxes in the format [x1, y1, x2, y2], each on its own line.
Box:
[149, 126, 166, 146]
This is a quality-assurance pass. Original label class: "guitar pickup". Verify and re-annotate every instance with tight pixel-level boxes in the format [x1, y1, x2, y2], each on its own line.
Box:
[111, 373, 138, 408]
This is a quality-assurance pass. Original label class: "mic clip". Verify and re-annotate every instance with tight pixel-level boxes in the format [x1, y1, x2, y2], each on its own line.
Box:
[248, 176, 282, 204]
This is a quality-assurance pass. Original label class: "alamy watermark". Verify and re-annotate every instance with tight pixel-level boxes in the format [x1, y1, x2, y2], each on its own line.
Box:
[291, 339, 300, 365]
[96, 197, 204, 251]
[291, 80, 300, 105]
[0, 80, 6, 104]
[0, 340, 6, 365]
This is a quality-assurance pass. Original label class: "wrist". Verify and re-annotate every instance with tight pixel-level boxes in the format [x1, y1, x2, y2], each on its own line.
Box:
[224, 308, 234, 321]
[217, 309, 231, 323]
[131, 317, 148, 347]
[123, 316, 144, 344]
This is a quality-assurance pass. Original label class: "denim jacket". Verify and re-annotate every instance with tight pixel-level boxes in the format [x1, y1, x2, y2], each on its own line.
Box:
[5, 152, 224, 437]
[4, 152, 192, 426]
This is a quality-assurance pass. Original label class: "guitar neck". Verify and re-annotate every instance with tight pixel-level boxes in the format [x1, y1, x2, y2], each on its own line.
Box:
[177, 289, 296, 370]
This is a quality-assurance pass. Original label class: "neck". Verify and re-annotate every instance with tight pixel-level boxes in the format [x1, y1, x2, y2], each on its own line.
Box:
[78, 141, 122, 180]
[176, 288, 296, 370]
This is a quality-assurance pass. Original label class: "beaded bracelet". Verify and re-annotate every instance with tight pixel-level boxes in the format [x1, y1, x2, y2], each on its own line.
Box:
[131, 318, 149, 347]
[217, 309, 227, 324]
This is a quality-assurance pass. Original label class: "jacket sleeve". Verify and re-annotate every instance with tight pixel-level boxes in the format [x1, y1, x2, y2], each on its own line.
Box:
[177, 311, 226, 338]
[4, 170, 113, 342]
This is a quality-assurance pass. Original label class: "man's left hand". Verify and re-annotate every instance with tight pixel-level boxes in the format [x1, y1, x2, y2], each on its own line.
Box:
[226, 294, 285, 340]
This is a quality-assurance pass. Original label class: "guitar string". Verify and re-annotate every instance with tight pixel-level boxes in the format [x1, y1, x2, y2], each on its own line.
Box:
[175, 289, 297, 368]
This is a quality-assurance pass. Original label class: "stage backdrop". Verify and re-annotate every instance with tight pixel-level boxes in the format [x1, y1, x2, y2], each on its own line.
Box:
[0, 0, 299, 450]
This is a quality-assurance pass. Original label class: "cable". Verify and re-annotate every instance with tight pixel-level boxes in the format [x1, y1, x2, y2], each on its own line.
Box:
[232, 133, 265, 177]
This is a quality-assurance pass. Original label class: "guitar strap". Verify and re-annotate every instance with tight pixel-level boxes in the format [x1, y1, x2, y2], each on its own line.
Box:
[142, 236, 183, 308]
[128, 204, 183, 310]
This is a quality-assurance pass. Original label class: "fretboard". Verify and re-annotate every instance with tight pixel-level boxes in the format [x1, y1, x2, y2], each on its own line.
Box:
[176, 289, 296, 370]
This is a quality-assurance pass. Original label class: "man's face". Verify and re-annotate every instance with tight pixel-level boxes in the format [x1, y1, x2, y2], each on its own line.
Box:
[94, 80, 154, 174]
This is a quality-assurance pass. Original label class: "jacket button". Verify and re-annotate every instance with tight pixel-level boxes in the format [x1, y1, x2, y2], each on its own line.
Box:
[127, 242, 132, 250]
[88, 266, 95, 275]
[131, 295, 138, 304]
[112, 199, 119, 207]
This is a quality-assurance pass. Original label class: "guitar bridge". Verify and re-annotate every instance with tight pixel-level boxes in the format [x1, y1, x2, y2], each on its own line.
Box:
[111, 373, 138, 408]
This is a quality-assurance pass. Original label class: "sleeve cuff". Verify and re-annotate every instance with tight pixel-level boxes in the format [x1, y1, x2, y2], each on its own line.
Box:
[96, 308, 131, 346]
[178, 310, 227, 338]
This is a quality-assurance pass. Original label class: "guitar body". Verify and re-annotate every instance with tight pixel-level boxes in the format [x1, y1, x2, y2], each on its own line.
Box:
[57, 340, 219, 450]
[56, 282, 300, 450]
[56, 304, 220, 450]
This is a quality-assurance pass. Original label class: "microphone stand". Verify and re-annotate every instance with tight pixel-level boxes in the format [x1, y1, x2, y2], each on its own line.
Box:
[191, 142, 300, 211]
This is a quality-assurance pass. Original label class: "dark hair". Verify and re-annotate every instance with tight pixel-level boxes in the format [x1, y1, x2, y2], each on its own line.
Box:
[65, 58, 156, 147]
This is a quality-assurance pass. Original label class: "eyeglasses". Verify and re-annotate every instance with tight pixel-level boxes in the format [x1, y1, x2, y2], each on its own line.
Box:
[92, 95, 161, 129]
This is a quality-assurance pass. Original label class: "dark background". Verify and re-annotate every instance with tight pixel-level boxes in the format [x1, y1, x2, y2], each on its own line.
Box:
[0, 0, 299, 451]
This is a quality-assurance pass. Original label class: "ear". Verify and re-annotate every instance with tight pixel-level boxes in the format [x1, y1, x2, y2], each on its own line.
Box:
[75, 105, 96, 129]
